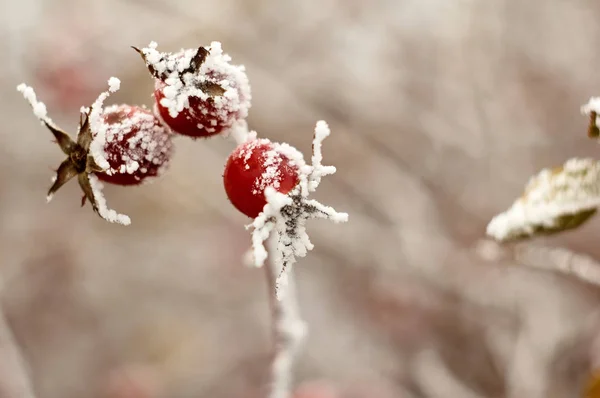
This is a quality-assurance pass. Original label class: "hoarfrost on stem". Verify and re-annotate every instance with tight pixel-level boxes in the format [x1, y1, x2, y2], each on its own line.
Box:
[265, 235, 307, 398]
[17, 83, 55, 128]
[515, 244, 600, 287]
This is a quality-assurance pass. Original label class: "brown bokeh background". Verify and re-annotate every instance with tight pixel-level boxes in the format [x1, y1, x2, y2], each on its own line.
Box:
[2, 1, 600, 397]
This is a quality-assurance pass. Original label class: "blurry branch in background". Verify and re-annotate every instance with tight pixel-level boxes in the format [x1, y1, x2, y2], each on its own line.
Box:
[265, 236, 307, 398]
[412, 349, 484, 398]
[0, 307, 36, 398]
[514, 244, 600, 288]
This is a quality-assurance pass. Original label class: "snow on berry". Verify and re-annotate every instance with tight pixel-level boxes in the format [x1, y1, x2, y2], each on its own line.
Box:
[224, 121, 348, 299]
[224, 138, 300, 218]
[94, 104, 173, 186]
[17, 78, 172, 225]
[133, 41, 251, 138]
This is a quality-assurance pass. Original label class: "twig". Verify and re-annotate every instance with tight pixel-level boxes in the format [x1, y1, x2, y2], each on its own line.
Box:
[514, 244, 600, 287]
[265, 235, 307, 398]
[412, 349, 484, 398]
[0, 308, 36, 398]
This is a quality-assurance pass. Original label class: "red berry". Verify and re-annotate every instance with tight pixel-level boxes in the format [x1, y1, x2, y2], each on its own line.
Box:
[135, 42, 251, 138]
[95, 104, 173, 185]
[224, 139, 300, 218]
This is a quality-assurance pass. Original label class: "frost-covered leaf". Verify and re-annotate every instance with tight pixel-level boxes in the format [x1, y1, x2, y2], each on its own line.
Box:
[487, 158, 600, 242]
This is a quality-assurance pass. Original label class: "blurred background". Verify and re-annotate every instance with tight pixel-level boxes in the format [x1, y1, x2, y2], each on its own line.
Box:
[3, 0, 600, 397]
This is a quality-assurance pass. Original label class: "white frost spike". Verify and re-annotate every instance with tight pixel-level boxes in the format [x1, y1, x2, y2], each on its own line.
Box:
[16, 83, 57, 129]
[309, 121, 337, 192]
[87, 174, 131, 226]
[89, 77, 121, 171]
[248, 121, 348, 300]
[107, 77, 120, 92]
[487, 158, 600, 242]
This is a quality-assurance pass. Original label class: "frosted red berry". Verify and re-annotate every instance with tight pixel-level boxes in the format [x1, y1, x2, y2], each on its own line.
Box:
[134, 42, 251, 138]
[224, 139, 300, 218]
[18, 86, 173, 221]
[95, 104, 173, 185]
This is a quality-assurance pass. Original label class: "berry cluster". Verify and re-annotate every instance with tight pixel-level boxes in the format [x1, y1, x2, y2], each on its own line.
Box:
[17, 41, 347, 296]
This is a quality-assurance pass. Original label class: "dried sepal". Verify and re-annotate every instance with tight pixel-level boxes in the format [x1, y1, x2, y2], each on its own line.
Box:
[132, 44, 209, 80]
[487, 158, 600, 242]
[131, 45, 164, 80]
[47, 159, 78, 203]
[76, 110, 93, 151]
[199, 81, 226, 98]
[77, 172, 99, 214]
[85, 155, 105, 174]
[44, 121, 75, 155]
[17, 78, 131, 225]
[186, 47, 209, 74]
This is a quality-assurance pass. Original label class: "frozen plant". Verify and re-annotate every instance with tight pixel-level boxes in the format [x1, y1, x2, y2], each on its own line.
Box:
[17, 40, 348, 398]
[487, 100, 600, 243]
[17, 78, 174, 225]
[223, 121, 348, 299]
[486, 98, 600, 299]
[133, 41, 251, 138]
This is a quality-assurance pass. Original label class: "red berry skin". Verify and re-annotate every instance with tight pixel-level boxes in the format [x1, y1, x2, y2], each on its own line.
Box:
[154, 73, 247, 138]
[224, 139, 300, 218]
[154, 81, 228, 138]
[95, 104, 173, 186]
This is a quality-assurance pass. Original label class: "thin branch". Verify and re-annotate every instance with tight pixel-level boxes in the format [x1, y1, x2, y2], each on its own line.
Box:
[265, 235, 307, 398]
[0, 308, 36, 398]
[514, 244, 600, 287]
[412, 349, 484, 398]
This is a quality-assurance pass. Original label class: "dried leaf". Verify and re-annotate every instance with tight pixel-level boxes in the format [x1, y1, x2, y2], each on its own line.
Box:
[131, 46, 164, 80]
[187, 47, 209, 73]
[487, 158, 600, 242]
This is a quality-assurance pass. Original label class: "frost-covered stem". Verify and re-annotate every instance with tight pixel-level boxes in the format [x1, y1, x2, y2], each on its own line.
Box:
[514, 244, 600, 287]
[265, 235, 306, 398]
[229, 120, 256, 146]
[0, 308, 36, 398]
